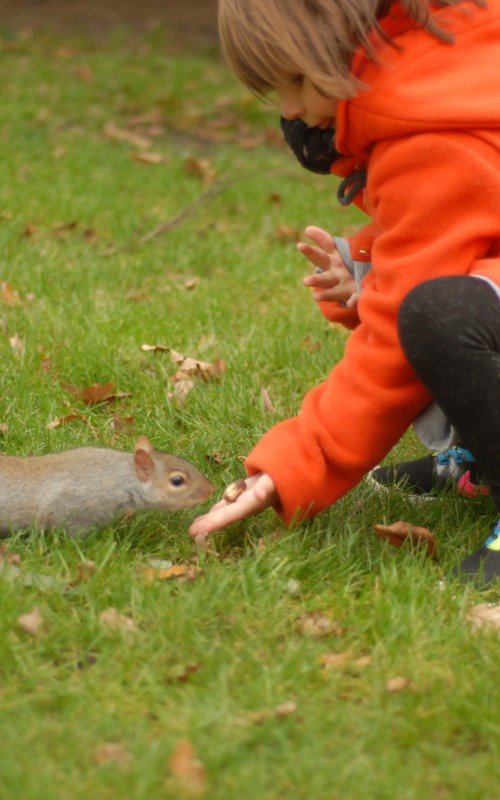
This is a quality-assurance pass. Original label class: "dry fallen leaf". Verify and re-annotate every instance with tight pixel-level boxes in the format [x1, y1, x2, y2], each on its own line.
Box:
[260, 386, 276, 413]
[274, 224, 301, 243]
[301, 336, 321, 353]
[169, 739, 207, 796]
[183, 155, 217, 186]
[142, 346, 225, 381]
[17, 606, 45, 637]
[374, 520, 438, 560]
[319, 651, 354, 669]
[68, 561, 96, 587]
[467, 603, 500, 633]
[131, 151, 165, 165]
[143, 564, 203, 584]
[9, 333, 25, 358]
[0, 543, 21, 565]
[73, 64, 94, 84]
[240, 700, 298, 726]
[385, 676, 416, 693]
[0, 282, 22, 307]
[62, 382, 129, 406]
[298, 612, 345, 638]
[166, 379, 195, 407]
[103, 121, 151, 150]
[93, 743, 132, 771]
[98, 607, 138, 635]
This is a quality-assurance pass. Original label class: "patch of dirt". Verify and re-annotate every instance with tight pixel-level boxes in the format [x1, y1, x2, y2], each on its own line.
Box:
[0, 0, 219, 48]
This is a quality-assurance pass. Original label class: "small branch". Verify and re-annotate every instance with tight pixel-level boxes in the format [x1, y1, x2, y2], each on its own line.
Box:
[139, 177, 236, 243]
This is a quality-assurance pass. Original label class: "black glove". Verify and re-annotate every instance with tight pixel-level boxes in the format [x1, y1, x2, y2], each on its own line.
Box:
[280, 116, 341, 174]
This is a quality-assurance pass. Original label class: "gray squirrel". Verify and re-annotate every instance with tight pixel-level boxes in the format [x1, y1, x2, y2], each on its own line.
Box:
[0, 435, 213, 537]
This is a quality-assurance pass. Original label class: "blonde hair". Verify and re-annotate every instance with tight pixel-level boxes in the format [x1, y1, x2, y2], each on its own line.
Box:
[218, 0, 485, 99]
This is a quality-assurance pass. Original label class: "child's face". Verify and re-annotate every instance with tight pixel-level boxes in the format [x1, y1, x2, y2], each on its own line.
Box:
[276, 77, 337, 129]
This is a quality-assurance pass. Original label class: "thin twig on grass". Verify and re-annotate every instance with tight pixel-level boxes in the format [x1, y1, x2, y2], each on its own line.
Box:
[139, 177, 236, 243]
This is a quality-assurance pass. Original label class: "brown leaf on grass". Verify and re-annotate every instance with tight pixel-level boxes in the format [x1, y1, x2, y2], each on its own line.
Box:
[169, 739, 207, 796]
[141, 343, 169, 353]
[131, 151, 165, 165]
[240, 700, 298, 726]
[166, 662, 201, 683]
[0, 282, 22, 307]
[99, 607, 138, 635]
[169, 350, 226, 381]
[103, 121, 151, 150]
[301, 336, 321, 353]
[9, 333, 24, 358]
[182, 156, 217, 186]
[142, 345, 225, 380]
[22, 223, 37, 239]
[319, 651, 354, 669]
[93, 743, 132, 771]
[68, 561, 96, 588]
[184, 277, 200, 290]
[110, 414, 135, 433]
[260, 386, 276, 413]
[143, 564, 203, 584]
[274, 224, 301, 243]
[53, 220, 78, 235]
[166, 380, 195, 407]
[385, 676, 416, 693]
[373, 520, 438, 560]
[62, 381, 129, 406]
[320, 651, 372, 672]
[17, 606, 45, 637]
[298, 612, 345, 638]
[73, 65, 94, 84]
[0, 543, 21, 565]
[467, 603, 500, 633]
[267, 192, 282, 205]
[205, 450, 226, 465]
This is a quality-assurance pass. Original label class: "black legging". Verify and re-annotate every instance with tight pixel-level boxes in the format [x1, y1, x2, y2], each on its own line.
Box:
[398, 275, 500, 511]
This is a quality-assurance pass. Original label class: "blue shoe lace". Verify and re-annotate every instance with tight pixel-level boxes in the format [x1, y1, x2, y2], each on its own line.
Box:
[486, 520, 500, 552]
[435, 446, 475, 467]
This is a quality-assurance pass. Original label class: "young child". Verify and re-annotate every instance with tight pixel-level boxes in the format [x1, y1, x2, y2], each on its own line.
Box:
[190, 0, 500, 585]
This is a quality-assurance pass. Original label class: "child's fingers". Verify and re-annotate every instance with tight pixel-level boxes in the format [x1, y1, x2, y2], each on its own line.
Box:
[297, 242, 334, 271]
[189, 474, 276, 536]
[303, 225, 335, 253]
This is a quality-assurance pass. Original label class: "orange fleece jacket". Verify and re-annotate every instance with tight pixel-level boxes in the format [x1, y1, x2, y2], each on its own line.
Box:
[245, 0, 500, 524]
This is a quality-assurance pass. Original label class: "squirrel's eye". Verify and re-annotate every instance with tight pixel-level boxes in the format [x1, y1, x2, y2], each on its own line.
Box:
[170, 474, 186, 488]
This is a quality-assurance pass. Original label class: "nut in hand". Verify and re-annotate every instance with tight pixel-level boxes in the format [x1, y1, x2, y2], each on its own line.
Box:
[223, 479, 247, 503]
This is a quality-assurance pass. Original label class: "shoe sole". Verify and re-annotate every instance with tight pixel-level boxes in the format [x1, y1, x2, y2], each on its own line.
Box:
[365, 468, 437, 505]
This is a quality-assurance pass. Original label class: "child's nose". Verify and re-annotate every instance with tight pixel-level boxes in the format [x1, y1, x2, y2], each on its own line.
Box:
[279, 90, 304, 121]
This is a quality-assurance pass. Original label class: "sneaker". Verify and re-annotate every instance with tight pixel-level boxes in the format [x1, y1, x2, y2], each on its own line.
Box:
[455, 519, 500, 586]
[368, 446, 490, 498]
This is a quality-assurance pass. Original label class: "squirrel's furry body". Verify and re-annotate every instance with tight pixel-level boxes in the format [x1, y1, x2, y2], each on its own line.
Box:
[0, 436, 213, 537]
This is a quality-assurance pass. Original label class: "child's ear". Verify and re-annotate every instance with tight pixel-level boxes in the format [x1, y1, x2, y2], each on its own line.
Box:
[134, 447, 155, 481]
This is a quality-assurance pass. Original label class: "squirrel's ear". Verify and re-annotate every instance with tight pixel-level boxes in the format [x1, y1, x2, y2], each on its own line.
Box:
[134, 447, 155, 481]
[135, 435, 154, 454]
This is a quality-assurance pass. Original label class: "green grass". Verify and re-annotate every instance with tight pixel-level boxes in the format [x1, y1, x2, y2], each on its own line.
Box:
[0, 24, 499, 800]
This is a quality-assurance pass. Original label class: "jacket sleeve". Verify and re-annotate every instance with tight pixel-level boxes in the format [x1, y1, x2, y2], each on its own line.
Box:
[245, 132, 500, 524]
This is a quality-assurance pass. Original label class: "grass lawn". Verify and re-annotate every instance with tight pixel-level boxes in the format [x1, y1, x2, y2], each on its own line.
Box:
[0, 22, 498, 800]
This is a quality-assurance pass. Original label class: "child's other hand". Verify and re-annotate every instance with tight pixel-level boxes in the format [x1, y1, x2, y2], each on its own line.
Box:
[298, 225, 358, 306]
[189, 472, 277, 541]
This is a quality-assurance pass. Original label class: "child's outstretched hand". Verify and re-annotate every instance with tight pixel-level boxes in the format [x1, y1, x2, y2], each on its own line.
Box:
[298, 225, 358, 307]
[189, 472, 278, 542]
